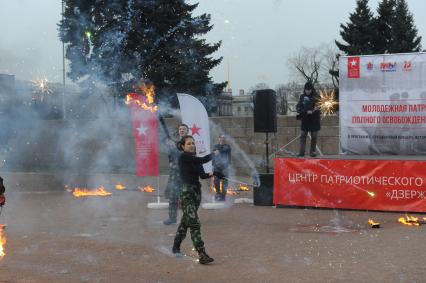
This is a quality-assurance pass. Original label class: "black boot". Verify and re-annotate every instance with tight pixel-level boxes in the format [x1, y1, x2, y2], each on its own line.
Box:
[172, 242, 182, 257]
[198, 248, 214, 264]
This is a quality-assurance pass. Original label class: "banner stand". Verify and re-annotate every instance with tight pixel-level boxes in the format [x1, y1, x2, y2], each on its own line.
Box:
[147, 176, 169, 209]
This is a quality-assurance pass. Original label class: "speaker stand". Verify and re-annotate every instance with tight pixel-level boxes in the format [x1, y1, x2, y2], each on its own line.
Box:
[265, 132, 270, 173]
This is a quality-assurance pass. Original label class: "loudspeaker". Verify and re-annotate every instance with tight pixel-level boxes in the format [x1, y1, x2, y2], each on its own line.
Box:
[253, 173, 274, 206]
[254, 89, 277, 133]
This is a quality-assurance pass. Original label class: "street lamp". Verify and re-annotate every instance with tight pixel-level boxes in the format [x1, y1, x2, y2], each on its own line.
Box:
[62, 0, 66, 120]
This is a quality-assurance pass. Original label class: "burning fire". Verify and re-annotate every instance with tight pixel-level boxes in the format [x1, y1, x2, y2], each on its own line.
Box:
[239, 184, 250, 191]
[227, 190, 238, 196]
[115, 184, 126, 190]
[139, 185, 155, 193]
[72, 186, 112, 197]
[316, 89, 338, 116]
[368, 219, 380, 228]
[0, 225, 6, 258]
[398, 215, 420, 226]
[125, 82, 158, 112]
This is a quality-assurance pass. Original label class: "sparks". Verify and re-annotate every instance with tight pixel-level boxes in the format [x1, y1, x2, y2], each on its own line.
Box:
[316, 89, 338, 116]
[367, 191, 375, 197]
[31, 78, 52, 101]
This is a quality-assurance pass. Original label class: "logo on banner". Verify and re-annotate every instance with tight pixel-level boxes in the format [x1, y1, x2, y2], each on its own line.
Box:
[366, 62, 374, 71]
[190, 123, 201, 136]
[380, 62, 397, 72]
[403, 61, 412, 71]
[347, 57, 360, 78]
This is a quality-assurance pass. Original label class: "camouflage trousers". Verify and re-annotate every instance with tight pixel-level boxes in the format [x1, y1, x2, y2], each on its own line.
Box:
[173, 184, 204, 251]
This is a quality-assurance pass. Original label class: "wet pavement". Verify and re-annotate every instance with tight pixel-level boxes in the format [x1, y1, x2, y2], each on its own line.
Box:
[0, 173, 426, 282]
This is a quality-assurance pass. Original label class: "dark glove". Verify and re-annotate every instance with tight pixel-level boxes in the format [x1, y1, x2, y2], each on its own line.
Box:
[0, 194, 5, 206]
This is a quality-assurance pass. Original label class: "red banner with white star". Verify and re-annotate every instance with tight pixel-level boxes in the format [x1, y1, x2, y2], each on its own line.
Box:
[274, 157, 426, 212]
[127, 93, 159, 176]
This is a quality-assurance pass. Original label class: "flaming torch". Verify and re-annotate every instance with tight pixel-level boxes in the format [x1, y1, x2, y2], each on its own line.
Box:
[315, 89, 338, 116]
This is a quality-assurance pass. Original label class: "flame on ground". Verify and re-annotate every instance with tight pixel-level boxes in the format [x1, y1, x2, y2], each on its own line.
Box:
[139, 185, 155, 193]
[368, 219, 380, 227]
[115, 184, 126, 190]
[125, 82, 157, 112]
[72, 186, 112, 197]
[398, 215, 420, 226]
[239, 184, 250, 191]
[227, 190, 238, 196]
[0, 225, 6, 258]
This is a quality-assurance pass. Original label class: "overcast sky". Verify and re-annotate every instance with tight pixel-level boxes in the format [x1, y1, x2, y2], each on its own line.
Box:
[0, 0, 425, 93]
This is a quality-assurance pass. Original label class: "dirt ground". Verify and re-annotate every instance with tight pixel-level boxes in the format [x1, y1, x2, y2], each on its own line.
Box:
[0, 173, 426, 283]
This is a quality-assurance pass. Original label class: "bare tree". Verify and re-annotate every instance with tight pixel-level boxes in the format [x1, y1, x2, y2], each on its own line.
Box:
[287, 46, 322, 85]
[287, 43, 341, 88]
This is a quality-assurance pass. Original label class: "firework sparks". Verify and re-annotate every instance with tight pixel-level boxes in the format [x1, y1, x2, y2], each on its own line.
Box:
[316, 89, 338, 116]
[31, 78, 53, 102]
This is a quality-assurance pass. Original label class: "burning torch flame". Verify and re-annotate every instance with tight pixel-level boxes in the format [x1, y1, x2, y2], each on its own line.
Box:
[125, 83, 158, 112]
[0, 225, 6, 258]
[115, 184, 126, 190]
[72, 186, 112, 197]
[139, 185, 155, 193]
[398, 215, 420, 226]
[315, 89, 338, 116]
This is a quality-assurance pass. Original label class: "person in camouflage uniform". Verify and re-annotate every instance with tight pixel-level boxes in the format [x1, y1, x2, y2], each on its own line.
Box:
[163, 124, 189, 225]
[173, 135, 215, 264]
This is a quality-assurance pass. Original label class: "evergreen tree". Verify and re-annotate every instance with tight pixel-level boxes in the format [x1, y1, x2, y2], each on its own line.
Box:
[335, 0, 376, 55]
[59, 0, 225, 104]
[388, 0, 422, 53]
[373, 0, 396, 54]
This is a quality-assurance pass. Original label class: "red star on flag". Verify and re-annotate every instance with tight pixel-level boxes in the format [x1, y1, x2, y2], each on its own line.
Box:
[190, 124, 201, 136]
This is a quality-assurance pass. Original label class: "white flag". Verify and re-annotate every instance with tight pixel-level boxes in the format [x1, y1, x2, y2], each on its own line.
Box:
[177, 93, 212, 173]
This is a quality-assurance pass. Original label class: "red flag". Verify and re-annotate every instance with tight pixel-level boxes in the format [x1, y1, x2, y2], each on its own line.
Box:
[127, 93, 158, 176]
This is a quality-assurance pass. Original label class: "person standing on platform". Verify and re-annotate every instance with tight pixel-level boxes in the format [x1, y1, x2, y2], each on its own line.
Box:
[212, 134, 231, 201]
[173, 135, 214, 264]
[163, 124, 189, 225]
[296, 81, 321, 157]
[0, 177, 5, 207]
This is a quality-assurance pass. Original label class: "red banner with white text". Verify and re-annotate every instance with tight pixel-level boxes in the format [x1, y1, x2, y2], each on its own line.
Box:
[128, 93, 158, 176]
[274, 158, 426, 212]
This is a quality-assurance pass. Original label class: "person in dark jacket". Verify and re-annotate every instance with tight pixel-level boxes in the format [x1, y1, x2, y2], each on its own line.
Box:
[0, 177, 5, 206]
[163, 124, 189, 225]
[212, 134, 231, 201]
[296, 81, 321, 157]
[172, 135, 214, 264]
